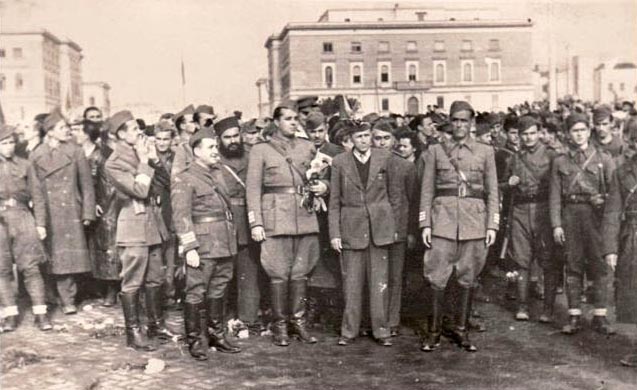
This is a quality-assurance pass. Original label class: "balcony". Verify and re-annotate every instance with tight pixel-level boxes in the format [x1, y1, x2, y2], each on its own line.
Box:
[393, 80, 432, 91]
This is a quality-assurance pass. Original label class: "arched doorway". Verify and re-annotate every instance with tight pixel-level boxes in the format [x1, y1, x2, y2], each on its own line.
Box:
[407, 96, 419, 115]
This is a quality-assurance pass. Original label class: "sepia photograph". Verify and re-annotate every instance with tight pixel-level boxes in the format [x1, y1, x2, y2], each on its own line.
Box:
[0, 0, 636, 388]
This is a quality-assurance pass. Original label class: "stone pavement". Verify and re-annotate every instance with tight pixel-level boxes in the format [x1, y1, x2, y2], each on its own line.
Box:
[2, 279, 637, 390]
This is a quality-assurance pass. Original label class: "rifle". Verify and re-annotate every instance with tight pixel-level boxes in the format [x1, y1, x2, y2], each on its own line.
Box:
[499, 190, 515, 260]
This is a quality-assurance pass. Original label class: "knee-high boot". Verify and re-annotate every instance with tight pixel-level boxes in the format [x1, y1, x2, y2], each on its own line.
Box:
[270, 282, 290, 346]
[184, 302, 208, 360]
[120, 292, 156, 351]
[207, 298, 241, 353]
[289, 279, 317, 343]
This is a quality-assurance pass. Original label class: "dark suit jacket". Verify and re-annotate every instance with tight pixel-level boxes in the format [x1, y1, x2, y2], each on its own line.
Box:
[329, 148, 401, 249]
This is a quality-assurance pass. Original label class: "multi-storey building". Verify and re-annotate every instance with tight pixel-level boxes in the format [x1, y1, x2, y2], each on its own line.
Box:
[265, 6, 534, 114]
[0, 29, 83, 124]
[593, 60, 637, 104]
[83, 81, 112, 117]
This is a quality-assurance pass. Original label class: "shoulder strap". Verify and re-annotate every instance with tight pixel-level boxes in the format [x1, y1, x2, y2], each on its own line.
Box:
[221, 163, 246, 189]
[440, 142, 468, 184]
[266, 142, 308, 184]
[566, 149, 597, 194]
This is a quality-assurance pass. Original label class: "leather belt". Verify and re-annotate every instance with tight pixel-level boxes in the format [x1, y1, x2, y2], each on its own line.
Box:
[434, 188, 485, 199]
[513, 192, 549, 205]
[230, 197, 246, 206]
[263, 186, 305, 195]
[193, 210, 233, 223]
[564, 194, 592, 204]
[0, 198, 26, 210]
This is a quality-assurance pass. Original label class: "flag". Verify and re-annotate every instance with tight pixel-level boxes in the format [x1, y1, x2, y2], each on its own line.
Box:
[181, 58, 186, 86]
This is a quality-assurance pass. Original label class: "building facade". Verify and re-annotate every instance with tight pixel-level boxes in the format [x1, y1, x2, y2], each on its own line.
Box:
[593, 60, 637, 104]
[265, 7, 534, 115]
[83, 81, 112, 117]
[0, 30, 83, 124]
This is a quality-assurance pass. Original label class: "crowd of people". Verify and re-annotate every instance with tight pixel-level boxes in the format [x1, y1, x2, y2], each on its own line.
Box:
[1, 94, 637, 366]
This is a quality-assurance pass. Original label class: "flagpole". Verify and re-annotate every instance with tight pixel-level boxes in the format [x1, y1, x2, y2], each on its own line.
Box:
[181, 54, 186, 107]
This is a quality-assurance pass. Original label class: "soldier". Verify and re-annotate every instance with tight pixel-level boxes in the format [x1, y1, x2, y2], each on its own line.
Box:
[172, 104, 198, 174]
[194, 105, 216, 129]
[329, 121, 401, 346]
[246, 106, 327, 346]
[0, 125, 52, 331]
[104, 110, 173, 351]
[549, 113, 616, 335]
[30, 109, 96, 315]
[370, 121, 418, 337]
[592, 105, 625, 159]
[214, 116, 264, 335]
[419, 101, 499, 352]
[172, 128, 242, 360]
[504, 116, 561, 322]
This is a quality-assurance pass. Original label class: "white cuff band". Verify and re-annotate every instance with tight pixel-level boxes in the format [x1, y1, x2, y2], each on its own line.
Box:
[3, 305, 19, 316]
[593, 308, 607, 316]
[32, 305, 47, 315]
[568, 308, 582, 316]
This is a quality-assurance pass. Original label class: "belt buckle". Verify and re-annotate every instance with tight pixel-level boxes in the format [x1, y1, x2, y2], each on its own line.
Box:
[458, 184, 467, 198]
[226, 210, 233, 221]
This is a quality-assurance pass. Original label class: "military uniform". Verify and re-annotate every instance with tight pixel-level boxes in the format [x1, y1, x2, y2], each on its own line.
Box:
[246, 131, 322, 345]
[505, 142, 561, 320]
[0, 145, 51, 330]
[30, 141, 95, 310]
[549, 142, 616, 333]
[172, 141, 194, 175]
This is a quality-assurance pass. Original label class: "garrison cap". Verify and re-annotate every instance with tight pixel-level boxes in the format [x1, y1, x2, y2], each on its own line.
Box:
[42, 108, 66, 132]
[372, 120, 394, 134]
[107, 110, 135, 134]
[242, 120, 260, 134]
[592, 105, 613, 123]
[175, 104, 195, 121]
[517, 115, 539, 132]
[305, 112, 325, 131]
[449, 101, 475, 118]
[487, 112, 502, 127]
[565, 113, 589, 130]
[0, 124, 15, 141]
[154, 119, 177, 135]
[362, 112, 380, 125]
[214, 116, 241, 136]
[195, 105, 215, 116]
[350, 121, 372, 134]
[296, 96, 319, 111]
[474, 115, 491, 137]
[188, 127, 216, 148]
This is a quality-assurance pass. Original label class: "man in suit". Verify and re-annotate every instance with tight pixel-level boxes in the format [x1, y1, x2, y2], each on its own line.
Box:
[329, 121, 401, 347]
[104, 110, 172, 351]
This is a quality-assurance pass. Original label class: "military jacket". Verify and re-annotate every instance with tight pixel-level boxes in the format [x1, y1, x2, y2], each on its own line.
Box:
[602, 154, 637, 255]
[419, 137, 500, 240]
[150, 150, 175, 231]
[593, 133, 625, 159]
[172, 141, 194, 176]
[505, 143, 558, 200]
[246, 132, 322, 236]
[390, 152, 419, 241]
[172, 161, 237, 258]
[0, 155, 46, 226]
[549, 143, 616, 228]
[219, 150, 250, 246]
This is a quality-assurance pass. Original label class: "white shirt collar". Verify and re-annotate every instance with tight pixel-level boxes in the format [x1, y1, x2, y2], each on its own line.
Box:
[353, 148, 371, 164]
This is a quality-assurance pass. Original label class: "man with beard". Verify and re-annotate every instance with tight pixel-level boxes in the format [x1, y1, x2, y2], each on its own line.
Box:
[215, 116, 264, 335]
[592, 105, 625, 160]
[172, 105, 198, 174]
[83, 106, 103, 123]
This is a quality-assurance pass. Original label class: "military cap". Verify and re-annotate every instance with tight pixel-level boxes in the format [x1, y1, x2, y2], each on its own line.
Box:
[0, 124, 15, 141]
[362, 112, 380, 124]
[372, 120, 394, 134]
[503, 115, 519, 131]
[214, 116, 240, 136]
[174, 104, 195, 121]
[296, 96, 319, 111]
[241, 120, 259, 134]
[592, 105, 613, 123]
[195, 105, 215, 116]
[517, 115, 538, 132]
[351, 121, 372, 134]
[565, 113, 589, 130]
[486, 112, 502, 126]
[188, 127, 216, 148]
[305, 111, 325, 131]
[154, 119, 177, 134]
[107, 110, 135, 134]
[449, 101, 475, 118]
[42, 108, 66, 132]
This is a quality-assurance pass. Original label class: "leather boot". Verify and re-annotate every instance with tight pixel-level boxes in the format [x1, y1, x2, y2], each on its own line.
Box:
[102, 282, 118, 307]
[289, 279, 317, 344]
[207, 298, 241, 353]
[540, 270, 559, 323]
[184, 303, 208, 360]
[562, 275, 583, 335]
[421, 288, 443, 352]
[468, 288, 487, 332]
[447, 287, 477, 352]
[270, 283, 290, 347]
[34, 314, 52, 331]
[515, 271, 530, 321]
[3, 315, 18, 332]
[120, 292, 156, 351]
[145, 287, 180, 343]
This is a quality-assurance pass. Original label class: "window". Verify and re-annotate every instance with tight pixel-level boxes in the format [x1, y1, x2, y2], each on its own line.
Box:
[461, 60, 474, 83]
[381, 98, 389, 111]
[15, 73, 23, 90]
[406, 61, 419, 82]
[486, 58, 501, 82]
[351, 64, 362, 85]
[378, 41, 390, 53]
[434, 41, 445, 52]
[433, 60, 446, 85]
[461, 40, 473, 52]
[322, 63, 335, 88]
[406, 41, 417, 52]
[489, 39, 500, 51]
[407, 96, 419, 115]
[378, 61, 391, 85]
[0, 49, 5, 58]
[436, 96, 444, 109]
[13, 47, 23, 58]
[323, 42, 333, 53]
[351, 42, 362, 53]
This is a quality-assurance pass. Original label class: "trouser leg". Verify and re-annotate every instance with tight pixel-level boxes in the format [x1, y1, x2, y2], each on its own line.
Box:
[56, 274, 77, 307]
[340, 249, 365, 339]
[387, 242, 406, 329]
[368, 244, 390, 340]
[236, 245, 260, 324]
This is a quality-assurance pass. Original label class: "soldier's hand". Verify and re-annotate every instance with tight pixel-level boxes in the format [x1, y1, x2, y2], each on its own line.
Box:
[422, 228, 432, 248]
[605, 253, 618, 272]
[82, 219, 91, 227]
[330, 238, 342, 253]
[308, 181, 328, 196]
[251, 226, 266, 242]
[186, 250, 200, 268]
[36, 226, 47, 241]
[96, 205, 104, 217]
[485, 229, 497, 247]
[553, 227, 566, 245]
[508, 175, 521, 187]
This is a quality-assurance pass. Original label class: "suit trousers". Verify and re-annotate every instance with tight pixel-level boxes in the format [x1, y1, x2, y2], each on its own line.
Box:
[118, 245, 163, 294]
[387, 241, 406, 328]
[235, 243, 263, 324]
[185, 257, 233, 305]
[340, 245, 390, 340]
[424, 237, 487, 290]
[260, 234, 319, 284]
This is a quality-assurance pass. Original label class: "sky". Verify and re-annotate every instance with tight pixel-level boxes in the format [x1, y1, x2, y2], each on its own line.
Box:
[1, 0, 635, 119]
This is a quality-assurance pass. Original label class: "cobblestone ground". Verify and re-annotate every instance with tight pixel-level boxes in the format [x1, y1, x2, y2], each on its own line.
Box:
[2, 275, 637, 390]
